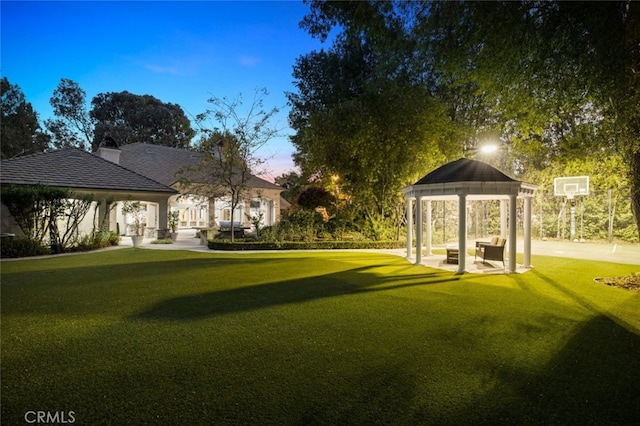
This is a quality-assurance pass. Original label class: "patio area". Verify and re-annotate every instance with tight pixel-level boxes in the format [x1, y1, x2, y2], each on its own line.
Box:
[416, 252, 530, 274]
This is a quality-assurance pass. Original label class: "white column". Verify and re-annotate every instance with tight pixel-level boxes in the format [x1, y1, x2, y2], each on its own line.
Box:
[415, 197, 423, 264]
[458, 194, 467, 273]
[500, 199, 508, 238]
[425, 200, 433, 256]
[406, 198, 413, 259]
[509, 195, 517, 273]
[524, 196, 532, 268]
[97, 199, 109, 231]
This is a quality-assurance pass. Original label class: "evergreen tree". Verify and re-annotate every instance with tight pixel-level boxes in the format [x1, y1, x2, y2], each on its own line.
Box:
[1, 77, 50, 159]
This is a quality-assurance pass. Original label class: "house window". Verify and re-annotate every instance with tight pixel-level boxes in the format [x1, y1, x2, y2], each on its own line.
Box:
[222, 209, 232, 221]
[250, 200, 261, 209]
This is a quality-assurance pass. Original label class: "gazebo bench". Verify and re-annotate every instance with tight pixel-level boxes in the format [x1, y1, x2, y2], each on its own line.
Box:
[475, 237, 507, 267]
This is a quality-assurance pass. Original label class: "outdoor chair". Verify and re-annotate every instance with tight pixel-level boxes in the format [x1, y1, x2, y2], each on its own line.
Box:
[475, 237, 506, 268]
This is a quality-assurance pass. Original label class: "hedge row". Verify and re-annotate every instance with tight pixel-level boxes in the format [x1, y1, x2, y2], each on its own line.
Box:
[207, 239, 406, 251]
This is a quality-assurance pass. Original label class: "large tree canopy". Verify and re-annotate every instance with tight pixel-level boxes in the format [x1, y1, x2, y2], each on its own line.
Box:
[44, 79, 195, 151]
[294, 0, 639, 236]
[1, 77, 50, 159]
[91, 91, 195, 150]
[289, 5, 460, 219]
[46, 78, 94, 151]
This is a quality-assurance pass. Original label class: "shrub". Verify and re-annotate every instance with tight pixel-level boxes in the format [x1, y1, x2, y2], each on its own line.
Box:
[151, 238, 173, 244]
[361, 214, 396, 241]
[208, 239, 405, 251]
[72, 231, 120, 252]
[108, 231, 121, 246]
[0, 236, 49, 258]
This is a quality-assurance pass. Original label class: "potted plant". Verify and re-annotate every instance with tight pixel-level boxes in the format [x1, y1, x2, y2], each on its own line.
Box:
[168, 210, 180, 241]
[122, 200, 145, 247]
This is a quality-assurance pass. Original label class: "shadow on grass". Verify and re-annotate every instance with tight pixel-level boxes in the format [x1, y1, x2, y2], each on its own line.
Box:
[460, 314, 640, 425]
[296, 364, 427, 425]
[132, 265, 459, 321]
[0, 254, 275, 283]
[526, 268, 640, 332]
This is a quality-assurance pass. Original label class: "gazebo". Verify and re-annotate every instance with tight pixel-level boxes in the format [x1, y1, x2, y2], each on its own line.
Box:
[402, 158, 537, 273]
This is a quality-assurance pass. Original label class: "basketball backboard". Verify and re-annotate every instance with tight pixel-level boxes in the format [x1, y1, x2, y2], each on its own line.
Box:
[554, 176, 589, 199]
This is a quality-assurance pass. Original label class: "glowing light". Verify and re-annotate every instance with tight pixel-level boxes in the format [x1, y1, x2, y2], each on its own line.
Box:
[480, 144, 498, 154]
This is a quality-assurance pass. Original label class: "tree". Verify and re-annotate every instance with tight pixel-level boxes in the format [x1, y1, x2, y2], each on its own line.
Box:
[296, 186, 333, 210]
[0, 185, 93, 252]
[183, 88, 280, 241]
[274, 171, 308, 205]
[299, 0, 640, 238]
[289, 4, 459, 228]
[1, 77, 50, 159]
[423, 0, 639, 237]
[90, 91, 195, 150]
[45, 78, 94, 151]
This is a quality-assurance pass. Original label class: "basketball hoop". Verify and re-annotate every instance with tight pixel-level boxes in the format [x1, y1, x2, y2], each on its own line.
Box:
[554, 176, 589, 242]
[554, 176, 589, 198]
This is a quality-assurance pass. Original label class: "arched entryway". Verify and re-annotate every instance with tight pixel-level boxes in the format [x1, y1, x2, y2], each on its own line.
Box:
[403, 158, 537, 273]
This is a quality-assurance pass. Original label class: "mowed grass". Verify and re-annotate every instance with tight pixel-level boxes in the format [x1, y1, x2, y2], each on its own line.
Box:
[1, 249, 639, 425]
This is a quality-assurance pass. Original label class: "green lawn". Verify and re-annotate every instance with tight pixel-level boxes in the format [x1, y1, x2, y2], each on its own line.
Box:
[1, 249, 639, 425]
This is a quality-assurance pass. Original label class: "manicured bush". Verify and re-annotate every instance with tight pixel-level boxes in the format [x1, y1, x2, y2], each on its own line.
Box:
[208, 239, 405, 251]
[0, 236, 49, 258]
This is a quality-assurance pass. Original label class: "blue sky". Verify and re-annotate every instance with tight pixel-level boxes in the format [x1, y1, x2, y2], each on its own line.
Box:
[1, 1, 328, 180]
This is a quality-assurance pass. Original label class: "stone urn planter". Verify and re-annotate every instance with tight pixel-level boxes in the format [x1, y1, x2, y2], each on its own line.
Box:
[131, 235, 144, 247]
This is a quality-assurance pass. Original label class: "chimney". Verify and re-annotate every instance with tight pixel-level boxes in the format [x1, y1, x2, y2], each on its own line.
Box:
[96, 136, 121, 164]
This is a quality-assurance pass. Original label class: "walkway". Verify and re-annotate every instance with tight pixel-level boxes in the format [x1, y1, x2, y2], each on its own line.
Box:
[122, 231, 639, 274]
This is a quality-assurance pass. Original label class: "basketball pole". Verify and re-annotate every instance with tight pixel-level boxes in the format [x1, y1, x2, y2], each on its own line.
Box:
[569, 196, 576, 241]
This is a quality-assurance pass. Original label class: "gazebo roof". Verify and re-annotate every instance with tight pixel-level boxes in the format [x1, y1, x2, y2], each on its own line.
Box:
[415, 158, 515, 185]
[403, 158, 536, 200]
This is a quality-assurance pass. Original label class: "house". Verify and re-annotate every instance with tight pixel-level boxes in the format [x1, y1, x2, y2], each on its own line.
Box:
[118, 142, 284, 233]
[0, 141, 283, 240]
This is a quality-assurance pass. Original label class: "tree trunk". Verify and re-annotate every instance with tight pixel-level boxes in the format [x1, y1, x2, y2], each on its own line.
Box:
[626, 0, 640, 241]
[630, 149, 640, 241]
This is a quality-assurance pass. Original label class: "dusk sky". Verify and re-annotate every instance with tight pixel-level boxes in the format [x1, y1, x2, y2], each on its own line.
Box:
[1, 1, 329, 181]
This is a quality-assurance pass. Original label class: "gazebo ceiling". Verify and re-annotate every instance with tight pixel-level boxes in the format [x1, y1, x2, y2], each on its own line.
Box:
[403, 158, 537, 200]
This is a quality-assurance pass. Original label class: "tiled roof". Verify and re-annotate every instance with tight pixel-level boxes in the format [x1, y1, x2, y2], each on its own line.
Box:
[247, 174, 283, 191]
[120, 143, 282, 190]
[0, 148, 176, 193]
[414, 158, 516, 185]
[119, 143, 202, 187]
